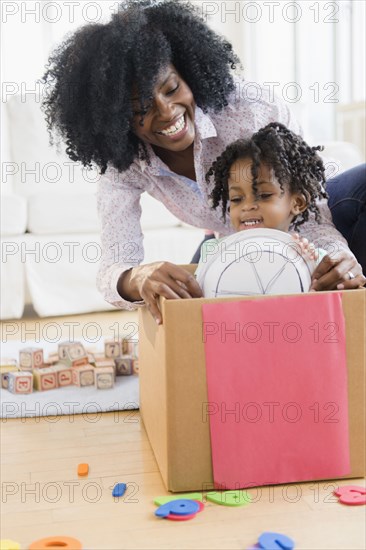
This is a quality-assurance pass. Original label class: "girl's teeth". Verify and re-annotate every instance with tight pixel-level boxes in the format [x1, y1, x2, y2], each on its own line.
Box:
[243, 220, 260, 226]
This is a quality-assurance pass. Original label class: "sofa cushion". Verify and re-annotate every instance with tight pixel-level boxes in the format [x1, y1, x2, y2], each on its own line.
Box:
[24, 233, 115, 316]
[0, 194, 27, 235]
[27, 193, 100, 235]
[6, 94, 98, 197]
[27, 191, 182, 234]
[23, 228, 203, 316]
[0, 235, 25, 319]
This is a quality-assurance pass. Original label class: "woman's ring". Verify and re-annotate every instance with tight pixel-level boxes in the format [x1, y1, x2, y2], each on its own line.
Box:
[348, 271, 355, 280]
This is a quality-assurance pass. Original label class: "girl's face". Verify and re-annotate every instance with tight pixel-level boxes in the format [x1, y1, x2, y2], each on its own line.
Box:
[228, 158, 307, 232]
[131, 64, 196, 153]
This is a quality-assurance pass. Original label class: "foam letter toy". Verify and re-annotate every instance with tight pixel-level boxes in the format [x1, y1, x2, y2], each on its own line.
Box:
[206, 490, 251, 506]
[154, 493, 203, 505]
[77, 463, 89, 477]
[258, 532, 294, 550]
[155, 499, 200, 518]
[334, 485, 366, 505]
[28, 536, 82, 549]
[112, 483, 127, 497]
[0, 540, 20, 550]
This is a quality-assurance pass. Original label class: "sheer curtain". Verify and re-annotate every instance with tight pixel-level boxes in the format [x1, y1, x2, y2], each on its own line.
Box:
[208, 0, 365, 146]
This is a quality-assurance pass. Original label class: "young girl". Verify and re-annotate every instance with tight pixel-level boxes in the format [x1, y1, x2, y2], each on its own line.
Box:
[196, 122, 328, 284]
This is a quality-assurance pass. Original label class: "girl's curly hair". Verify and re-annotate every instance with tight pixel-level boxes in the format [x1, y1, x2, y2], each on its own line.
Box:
[41, 0, 239, 174]
[207, 122, 328, 230]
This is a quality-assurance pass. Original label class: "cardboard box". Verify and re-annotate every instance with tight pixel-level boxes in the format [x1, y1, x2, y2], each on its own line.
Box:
[139, 265, 366, 492]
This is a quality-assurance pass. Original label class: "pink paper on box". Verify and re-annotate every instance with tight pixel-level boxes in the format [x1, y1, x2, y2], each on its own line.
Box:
[202, 293, 350, 489]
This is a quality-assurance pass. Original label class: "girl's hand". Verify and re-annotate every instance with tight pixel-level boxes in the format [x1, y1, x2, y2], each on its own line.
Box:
[309, 250, 366, 291]
[291, 233, 318, 261]
[129, 262, 203, 324]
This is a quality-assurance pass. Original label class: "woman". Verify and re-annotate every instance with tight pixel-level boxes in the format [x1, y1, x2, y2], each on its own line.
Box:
[42, 0, 365, 324]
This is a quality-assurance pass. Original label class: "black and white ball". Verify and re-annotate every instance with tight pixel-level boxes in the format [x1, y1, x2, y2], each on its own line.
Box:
[196, 229, 317, 298]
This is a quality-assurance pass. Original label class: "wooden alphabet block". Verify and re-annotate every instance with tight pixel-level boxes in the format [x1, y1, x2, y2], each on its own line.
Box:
[104, 340, 123, 358]
[132, 358, 139, 375]
[122, 339, 139, 356]
[72, 365, 95, 387]
[7, 372, 33, 394]
[1, 370, 18, 390]
[50, 364, 73, 387]
[87, 352, 95, 365]
[58, 341, 76, 359]
[43, 359, 55, 368]
[58, 341, 88, 368]
[44, 352, 59, 366]
[94, 358, 116, 379]
[94, 358, 115, 369]
[115, 356, 133, 376]
[19, 347, 44, 370]
[92, 352, 105, 361]
[1, 361, 19, 389]
[33, 368, 58, 391]
[95, 367, 115, 389]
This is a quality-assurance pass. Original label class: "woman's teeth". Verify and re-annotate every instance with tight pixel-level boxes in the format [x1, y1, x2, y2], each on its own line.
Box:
[158, 115, 185, 136]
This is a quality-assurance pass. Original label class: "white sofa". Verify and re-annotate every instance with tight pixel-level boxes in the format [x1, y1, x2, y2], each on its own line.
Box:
[1, 95, 364, 319]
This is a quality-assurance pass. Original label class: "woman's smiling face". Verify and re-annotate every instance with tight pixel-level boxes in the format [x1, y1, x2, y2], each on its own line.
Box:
[131, 64, 196, 152]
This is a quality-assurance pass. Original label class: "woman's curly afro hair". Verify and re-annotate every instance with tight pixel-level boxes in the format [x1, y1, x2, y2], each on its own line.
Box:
[207, 122, 328, 230]
[41, 0, 239, 174]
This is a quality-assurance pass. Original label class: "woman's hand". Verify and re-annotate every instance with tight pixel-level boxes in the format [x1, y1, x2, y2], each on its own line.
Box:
[127, 262, 203, 324]
[310, 249, 366, 291]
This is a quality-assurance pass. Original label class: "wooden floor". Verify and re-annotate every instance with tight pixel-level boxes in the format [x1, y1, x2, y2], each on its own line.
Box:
[1, 311, 365, 549]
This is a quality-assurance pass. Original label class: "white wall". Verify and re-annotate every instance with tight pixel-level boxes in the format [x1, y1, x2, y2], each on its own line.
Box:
[1, 0, 365, 149]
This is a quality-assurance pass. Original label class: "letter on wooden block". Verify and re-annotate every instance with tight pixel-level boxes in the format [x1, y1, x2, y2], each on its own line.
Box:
[95, 367, 115, 389]
[33, 368, 58, 391]
[50, 364, 73, 387]
[72, 365, 95, 387]
[115, 356, 133, 376]
[7, 372, 33, 394]
[123, 340, 139, 357]
[19, 347, 44, 370]
[1, 361, 19, 389]
[104, 340, 123, 358]
[58, 341, 88, 368]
